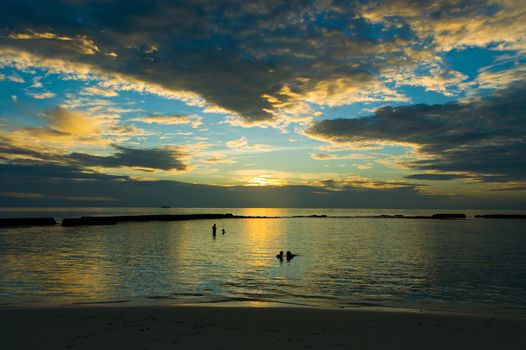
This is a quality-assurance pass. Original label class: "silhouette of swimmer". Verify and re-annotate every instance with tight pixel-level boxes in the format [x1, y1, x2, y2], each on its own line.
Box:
[276, 251, 284, 260]
[286, 251, 296, 261]
[222, 228, 225, 235]
[212, 224, 217, 236]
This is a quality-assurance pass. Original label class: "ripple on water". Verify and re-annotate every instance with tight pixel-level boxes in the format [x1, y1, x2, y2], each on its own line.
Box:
[1, 209, 526, 314]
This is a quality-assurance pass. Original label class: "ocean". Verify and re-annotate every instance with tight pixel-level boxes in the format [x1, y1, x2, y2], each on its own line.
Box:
[1, 207, 525, 315]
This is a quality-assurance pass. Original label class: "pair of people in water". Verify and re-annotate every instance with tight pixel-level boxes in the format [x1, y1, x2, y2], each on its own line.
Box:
[212, 224, 295, 261]
[276, 251, 296, 261]
[212, 224, 225, 236]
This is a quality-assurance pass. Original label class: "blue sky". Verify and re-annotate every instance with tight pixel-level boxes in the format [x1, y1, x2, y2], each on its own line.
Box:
[0, 0, 525, 208]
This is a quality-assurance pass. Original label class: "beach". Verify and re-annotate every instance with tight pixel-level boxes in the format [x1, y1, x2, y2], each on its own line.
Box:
[2, 305, 525, 349]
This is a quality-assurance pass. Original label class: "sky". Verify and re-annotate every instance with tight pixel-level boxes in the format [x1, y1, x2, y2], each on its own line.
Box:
[0, 0, 525, 209]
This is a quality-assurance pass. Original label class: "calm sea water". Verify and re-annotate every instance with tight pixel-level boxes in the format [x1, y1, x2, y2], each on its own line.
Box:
[1, 207, 526, 314]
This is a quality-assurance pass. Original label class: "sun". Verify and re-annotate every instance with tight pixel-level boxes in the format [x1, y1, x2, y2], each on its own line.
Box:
[247, 175, 281, 186]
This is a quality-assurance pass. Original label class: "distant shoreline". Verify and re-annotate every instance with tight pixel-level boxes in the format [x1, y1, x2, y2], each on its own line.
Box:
[1, 213, 525, 228]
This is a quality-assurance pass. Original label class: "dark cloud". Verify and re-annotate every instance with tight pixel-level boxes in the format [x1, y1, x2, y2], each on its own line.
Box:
[0, 137, 44, 160]
[68, 145, 187, 171]
[0, 136, 188, 171]
[0, 162, 124, 206]
[0, 161, 456, 208]
[1, 160, 524, 209]
[318, 178, 422, 191]
[1, 1, 522, 125]
[405, 174, 470, 181]
[306, 83, 526, 183]
[0, 162, 126, 183]
[489, 186, 526, 192]
[0, 0, 481, 123]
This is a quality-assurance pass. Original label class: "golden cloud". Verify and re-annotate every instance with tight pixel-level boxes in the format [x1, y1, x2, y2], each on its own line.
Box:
[359, 1, 526, 51]
[9, 31, 100, 55]
[44, 107, 104, 137]
[224, 136, 272, 152]
[26, 91, 56, 99]
[81, 86, 119, 97]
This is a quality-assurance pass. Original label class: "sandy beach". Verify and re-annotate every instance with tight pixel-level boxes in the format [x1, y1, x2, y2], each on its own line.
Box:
[2, 305, 525, 349]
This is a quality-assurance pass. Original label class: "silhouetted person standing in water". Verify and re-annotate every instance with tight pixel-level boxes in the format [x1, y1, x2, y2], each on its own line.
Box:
[222, 228, 225, 235]
[212, 224, 217, 237]
[286, 251, 296, 261]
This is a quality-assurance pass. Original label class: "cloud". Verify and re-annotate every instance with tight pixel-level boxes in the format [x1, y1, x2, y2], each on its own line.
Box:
[0, 192, 46, 199]
[80, 86, 118, 97]
[317, 177, 421, 191]
[0, 106, 161, 169]
[68, 145, 187, 171]
[310, 153, 374, 161]
[224, 136, 272, 152]
[1, 158, 524, 209]
[353, 163, 373, 170]
[0, 131, 189, 173]
[8, 31, 99, 55]
[471, 65, 526, 91]
[301, 78, 409, 106]
[44, 106, 103, 137]
[384, 66, 468, 96]
[358, 0, 526, 51]
[26, 91, 56, 99]
[0, 191, 116, 201]
[31, 76, 43, 88]
[489, 185, 526, 192]
[0, 161, 438, 208]
[230, 168, 410, 190]
[405, 173, 471, 181]
[1, 1, 522, 126]
[3, 126, 107, 157]
[0, 135, 49, 161]
[225, 136, 249, 149]
[201, 156, 236, 164]
[306, 82, 526, 184]
[0, 162, 128, 182]
[133, 115, 202, 128]
[3, 72, 25, 83]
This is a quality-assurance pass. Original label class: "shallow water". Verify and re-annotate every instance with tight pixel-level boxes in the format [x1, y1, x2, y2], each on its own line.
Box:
[1, 208, 526, 314]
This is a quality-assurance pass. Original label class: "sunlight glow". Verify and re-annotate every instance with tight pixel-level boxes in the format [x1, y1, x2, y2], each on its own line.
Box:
[247, 175, 283, 187]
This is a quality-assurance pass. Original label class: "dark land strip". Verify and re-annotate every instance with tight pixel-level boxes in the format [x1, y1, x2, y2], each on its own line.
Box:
[1, 213, 525, 228]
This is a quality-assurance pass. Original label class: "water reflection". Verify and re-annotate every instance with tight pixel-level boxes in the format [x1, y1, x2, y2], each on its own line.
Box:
[0, 226, 116, 303]
[1, 214, 525, 312]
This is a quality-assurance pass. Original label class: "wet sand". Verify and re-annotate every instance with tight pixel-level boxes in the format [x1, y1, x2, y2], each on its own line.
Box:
[2, 305, 525, 349]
